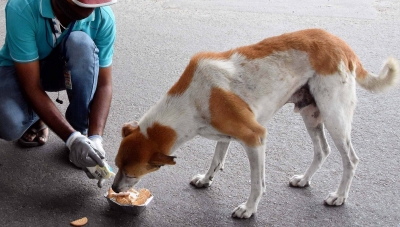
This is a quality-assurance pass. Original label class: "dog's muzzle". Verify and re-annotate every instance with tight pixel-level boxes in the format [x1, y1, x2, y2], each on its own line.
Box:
[111, 170, 141, 193]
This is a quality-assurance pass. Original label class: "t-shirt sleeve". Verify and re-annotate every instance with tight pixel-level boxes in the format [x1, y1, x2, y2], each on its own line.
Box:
[5, 7, 39, 63]
[95, 7, 116, 68]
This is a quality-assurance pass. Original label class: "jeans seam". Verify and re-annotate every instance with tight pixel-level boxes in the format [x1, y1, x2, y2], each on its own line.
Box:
[89, 44, 98, 105]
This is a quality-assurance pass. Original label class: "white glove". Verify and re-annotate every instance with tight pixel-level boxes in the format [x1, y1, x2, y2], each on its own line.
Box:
[88, 135, 106, 159]
[66, 132, 105, 168]
[88, 135, 108, 188]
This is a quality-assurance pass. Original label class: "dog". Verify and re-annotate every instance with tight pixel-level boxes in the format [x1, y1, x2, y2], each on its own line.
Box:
[112, 28, 399, 218]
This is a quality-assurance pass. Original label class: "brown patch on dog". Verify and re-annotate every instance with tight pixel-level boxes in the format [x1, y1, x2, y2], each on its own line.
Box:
[147, 122, 177, 155]
[121, 122, 138, 138]
[168, 29, 368, 96]
[168, 52, 231, 96]
[235, 29, 367, 77]
[115, 122, 177, 178]
[209, 87, 266, 147]
[168, 58, 197, 96]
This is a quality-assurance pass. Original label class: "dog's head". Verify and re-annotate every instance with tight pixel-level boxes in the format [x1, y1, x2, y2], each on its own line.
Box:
[111, 121, 177, 192]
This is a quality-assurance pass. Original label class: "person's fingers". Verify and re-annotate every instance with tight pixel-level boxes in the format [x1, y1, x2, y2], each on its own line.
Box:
[83, 157, 98, 167]
[93, 147, 105, 159]
[87, 150, 105, 167]
[70, 154, 84, 168]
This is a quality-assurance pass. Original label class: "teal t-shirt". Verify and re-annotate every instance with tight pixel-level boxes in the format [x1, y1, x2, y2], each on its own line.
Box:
[0, 0, 116, 67]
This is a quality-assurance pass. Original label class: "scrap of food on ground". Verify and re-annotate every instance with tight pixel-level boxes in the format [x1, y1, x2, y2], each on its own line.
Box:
[70, 217, 88, 226]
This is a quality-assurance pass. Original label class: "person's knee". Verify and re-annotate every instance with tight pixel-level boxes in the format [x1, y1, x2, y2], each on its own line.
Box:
[0, 115, 32, 141]
[64, 31, 99, 84]
[65, 31, 99, 62]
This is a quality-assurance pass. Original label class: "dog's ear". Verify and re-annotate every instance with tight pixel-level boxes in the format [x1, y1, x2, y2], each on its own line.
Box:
[149, 152, 176, 166]
[122, 121, 139, 138]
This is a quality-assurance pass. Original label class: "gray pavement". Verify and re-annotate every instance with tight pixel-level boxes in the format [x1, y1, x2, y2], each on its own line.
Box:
[1, 0, 400, 226]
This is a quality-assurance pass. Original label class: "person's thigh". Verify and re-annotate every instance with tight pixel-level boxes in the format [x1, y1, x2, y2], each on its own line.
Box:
[0, 66, 38, 141]
[62, 31, 99, 134]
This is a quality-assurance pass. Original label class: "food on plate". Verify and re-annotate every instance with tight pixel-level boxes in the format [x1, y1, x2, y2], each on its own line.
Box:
[107, 188, 151, 206]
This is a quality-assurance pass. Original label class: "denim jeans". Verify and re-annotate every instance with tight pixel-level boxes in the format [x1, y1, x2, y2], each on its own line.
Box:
[0, 31, 99, 141]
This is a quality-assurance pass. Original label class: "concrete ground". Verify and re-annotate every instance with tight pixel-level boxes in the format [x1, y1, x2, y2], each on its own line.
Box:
[0, 0, 399, 226]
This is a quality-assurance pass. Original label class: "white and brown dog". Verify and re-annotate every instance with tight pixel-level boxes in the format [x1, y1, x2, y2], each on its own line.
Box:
[112, 29, 399, 218]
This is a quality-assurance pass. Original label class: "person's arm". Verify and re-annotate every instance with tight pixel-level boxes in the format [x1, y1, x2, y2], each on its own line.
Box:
[87, 7, 115, 137]
[16, 61, 106, 169]
[88, 66, 113, 137]
[14, 61, 75, 141]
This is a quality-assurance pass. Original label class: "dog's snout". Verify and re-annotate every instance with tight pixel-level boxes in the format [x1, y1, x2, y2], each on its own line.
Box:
[111, 184, 120, 193]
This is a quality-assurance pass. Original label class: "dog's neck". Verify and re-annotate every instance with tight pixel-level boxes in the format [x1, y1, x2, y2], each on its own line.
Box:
[139, 95, 200, 154]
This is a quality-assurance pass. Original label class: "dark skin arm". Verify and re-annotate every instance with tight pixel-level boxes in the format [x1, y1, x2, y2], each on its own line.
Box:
[88, 66, 113, 137]
[15, 61, 112, 141]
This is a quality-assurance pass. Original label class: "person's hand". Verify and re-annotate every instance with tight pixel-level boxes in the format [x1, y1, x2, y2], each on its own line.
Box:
[88, 135, 106, 160]
[88, 135, 108, 188]
[66, 132, 105, 168]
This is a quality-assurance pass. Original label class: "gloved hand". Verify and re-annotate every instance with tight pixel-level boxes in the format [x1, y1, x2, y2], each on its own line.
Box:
[66, 132, 105, 169]
[88, 135, 106, 159]
[88, 135, 108, 188]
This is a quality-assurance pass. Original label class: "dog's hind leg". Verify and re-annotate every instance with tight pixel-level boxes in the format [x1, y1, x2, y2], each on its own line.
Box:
[309, 72, 359, 206]
[190, 141, 230, 188]
[290, 104, 331, 187]
[323, 119, 359, 205]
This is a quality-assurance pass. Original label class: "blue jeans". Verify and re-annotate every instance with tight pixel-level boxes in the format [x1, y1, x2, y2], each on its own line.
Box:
[0, 31, 99, 141]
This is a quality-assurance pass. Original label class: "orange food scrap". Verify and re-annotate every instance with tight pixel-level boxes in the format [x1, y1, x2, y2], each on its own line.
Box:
[70, 217, 88, 226]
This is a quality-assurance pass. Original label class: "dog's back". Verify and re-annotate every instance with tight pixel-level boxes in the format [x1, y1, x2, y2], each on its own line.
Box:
[166, 29, 396, 125]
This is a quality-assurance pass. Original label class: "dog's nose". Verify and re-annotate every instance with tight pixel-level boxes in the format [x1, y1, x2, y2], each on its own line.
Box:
[111, 185, 120, 193]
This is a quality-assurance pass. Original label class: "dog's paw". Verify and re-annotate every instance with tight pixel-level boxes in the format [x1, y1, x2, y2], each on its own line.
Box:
[324, 192, 346, 206]
[190, 174, 213, 188]
[289, 175, 310, 187]
[231, 202, 256, 219]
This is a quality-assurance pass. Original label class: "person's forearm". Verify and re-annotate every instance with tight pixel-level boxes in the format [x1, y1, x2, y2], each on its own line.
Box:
[88, 66, 113, 137]
[15, 61, 75, 141]
[27, 89, 75, 141]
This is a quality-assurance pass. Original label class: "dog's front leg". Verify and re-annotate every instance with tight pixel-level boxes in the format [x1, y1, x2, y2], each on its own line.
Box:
[232, 145, 266, 218]
[190, 141, 230, 187]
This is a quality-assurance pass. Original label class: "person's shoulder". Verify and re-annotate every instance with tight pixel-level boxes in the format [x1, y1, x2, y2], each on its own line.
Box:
[98, 6, 115, 20]
[6, 0, 38, 11]
[6, 0, 41, 21]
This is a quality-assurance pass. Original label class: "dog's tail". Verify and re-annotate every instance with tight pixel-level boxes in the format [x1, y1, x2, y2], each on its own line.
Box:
[356, 57, 399, 93]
